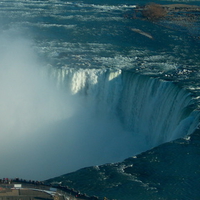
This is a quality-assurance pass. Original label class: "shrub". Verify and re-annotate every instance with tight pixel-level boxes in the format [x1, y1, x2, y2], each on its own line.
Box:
[142, 3, 167, 20]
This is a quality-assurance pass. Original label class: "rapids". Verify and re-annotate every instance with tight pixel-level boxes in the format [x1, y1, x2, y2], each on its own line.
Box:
[0, 0, 200, 199]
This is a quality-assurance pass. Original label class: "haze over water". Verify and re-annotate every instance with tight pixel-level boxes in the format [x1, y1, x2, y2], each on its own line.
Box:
[0, 0, 200, 189]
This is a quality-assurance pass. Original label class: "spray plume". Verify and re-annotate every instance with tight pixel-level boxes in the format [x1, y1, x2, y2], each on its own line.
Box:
[0, 29, 139, 180]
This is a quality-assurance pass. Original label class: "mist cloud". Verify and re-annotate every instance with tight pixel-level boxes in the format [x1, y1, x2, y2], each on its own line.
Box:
[0, 30, 76, 179]
[0, 29, 142, 180]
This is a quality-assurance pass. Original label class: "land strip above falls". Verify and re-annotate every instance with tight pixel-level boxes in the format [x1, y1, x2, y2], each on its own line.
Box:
[125, 3, 200, 40]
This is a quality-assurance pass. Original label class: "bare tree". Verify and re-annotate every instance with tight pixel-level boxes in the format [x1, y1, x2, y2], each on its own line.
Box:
[142, 3, 167, 21]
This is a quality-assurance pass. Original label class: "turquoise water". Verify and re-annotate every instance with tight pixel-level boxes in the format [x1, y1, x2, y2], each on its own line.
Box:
[0, 0, 200, 199]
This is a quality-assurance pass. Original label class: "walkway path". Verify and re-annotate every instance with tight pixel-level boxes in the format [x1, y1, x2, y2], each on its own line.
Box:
[0, 180, 92, 200]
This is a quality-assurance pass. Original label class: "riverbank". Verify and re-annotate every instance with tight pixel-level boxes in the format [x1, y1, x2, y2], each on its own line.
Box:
[0, 178, 108, 200]
[124, 3, 200, 39]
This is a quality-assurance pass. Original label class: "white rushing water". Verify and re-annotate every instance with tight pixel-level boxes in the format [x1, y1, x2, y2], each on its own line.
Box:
[53, 67, 200, 148]
[1, 40, 199, 180]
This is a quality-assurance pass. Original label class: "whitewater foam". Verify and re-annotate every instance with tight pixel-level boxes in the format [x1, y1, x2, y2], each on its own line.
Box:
[52, 67, 200, 148]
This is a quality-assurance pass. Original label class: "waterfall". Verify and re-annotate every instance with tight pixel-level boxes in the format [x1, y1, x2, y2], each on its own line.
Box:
[51, 67, 200, 149]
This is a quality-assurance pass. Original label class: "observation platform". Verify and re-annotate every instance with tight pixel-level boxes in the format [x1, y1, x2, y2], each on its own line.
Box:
[0, 187, 55, 200]
[0, 179, 101, 200]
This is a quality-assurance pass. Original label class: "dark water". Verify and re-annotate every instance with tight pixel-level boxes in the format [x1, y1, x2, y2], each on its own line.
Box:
[1, 0, 200, 199]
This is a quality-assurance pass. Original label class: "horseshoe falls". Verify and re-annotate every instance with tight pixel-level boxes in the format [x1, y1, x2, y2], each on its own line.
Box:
[53, 67, 199, 147]
[1, 0, 200, 199]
